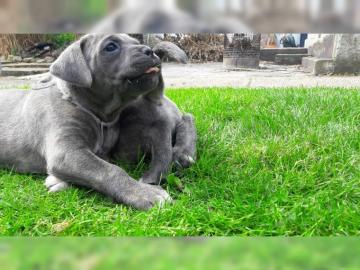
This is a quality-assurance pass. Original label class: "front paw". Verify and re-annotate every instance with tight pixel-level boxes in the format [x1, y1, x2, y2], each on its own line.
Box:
[173, 148, 195, 169]
[139, 175, 162, 185]
[139, 177, 154, 185]
[125, 182, 172, 210]
[45, 175, 69, 193]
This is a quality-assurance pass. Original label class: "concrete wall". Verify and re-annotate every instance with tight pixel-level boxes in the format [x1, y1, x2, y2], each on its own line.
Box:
[224, 34, 261, 69]
[304, 33, 360, 74]
[305, 34, 335, 58]
[333, 34, 360, 73]
[260, 48, 308, 61]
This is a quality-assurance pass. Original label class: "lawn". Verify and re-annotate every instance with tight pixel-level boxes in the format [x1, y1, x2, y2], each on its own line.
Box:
[1, 238, 360, 269]
[0, 87, 359, 236]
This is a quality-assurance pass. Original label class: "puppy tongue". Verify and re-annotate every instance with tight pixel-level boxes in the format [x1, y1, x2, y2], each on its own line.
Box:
[145, 66, 160, 74]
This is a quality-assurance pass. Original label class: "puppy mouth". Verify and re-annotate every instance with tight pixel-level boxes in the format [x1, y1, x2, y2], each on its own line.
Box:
[145, 66, 161, 74]
[126, 64, 161, 83]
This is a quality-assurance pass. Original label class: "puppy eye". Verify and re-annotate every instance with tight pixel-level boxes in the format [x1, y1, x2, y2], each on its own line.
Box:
[104, 42, 119, 52]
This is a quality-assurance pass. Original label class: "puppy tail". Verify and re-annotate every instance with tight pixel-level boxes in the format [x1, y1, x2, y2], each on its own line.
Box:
[153, 41, 188, 64]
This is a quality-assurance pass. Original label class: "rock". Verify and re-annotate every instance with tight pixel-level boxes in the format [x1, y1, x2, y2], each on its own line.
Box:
[0, 67, 49, 76]
[50, 48, 63, 58]
[302, 57, 334, 75]
[36, 59, 46, 63]
[23, 57, 35, 63]
[2, 63, 51, 68]
[7, 55, 22, 62]
[145, 34, 162, 48]
[153, 41, 188, 64]
[14, 56, 22, 62]
[44, 56, 55, 63]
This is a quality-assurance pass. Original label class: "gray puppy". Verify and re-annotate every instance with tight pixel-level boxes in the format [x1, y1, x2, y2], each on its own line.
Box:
[51, 85, 197, 187]
[48, 39, 197, 187]
[113, 90, 197, 185]
[0, 34, 173, 210]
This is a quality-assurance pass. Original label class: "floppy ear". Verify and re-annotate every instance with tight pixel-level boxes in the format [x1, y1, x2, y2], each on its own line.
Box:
[50, 38, 92, 88]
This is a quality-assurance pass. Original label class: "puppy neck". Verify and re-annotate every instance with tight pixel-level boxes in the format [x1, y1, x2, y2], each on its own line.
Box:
[144, 88, 164, 105]
[56, 78, 131, 123]
[144, 77, 165, 106]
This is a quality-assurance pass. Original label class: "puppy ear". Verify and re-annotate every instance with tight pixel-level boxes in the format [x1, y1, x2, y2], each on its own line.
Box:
[50, 37, 92, 88]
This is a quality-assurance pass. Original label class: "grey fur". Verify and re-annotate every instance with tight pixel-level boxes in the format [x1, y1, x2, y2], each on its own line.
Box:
[0, 34, 174, 210]
[113, 95, 197, 185]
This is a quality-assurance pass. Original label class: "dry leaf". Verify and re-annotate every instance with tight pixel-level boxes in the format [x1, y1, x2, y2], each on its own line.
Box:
[52, 221, 71, 233]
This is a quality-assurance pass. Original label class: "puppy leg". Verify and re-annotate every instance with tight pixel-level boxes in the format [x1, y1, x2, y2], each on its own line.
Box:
[140, 125, 173, 185]
[45, 175, 69, 193]
[173, 113, 197, 168]
[47, 143, 171, 210]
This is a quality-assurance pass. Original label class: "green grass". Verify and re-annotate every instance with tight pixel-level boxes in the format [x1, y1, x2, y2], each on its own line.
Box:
[47, 34, 78, 48]
[0, 87, 359, 236]
[1, 238, 360, 269]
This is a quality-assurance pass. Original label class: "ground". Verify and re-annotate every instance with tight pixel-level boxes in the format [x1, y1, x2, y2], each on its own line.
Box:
[0, 87, 359, 236]
[2, 62, 360, 89]
[161, 63, 360, 88]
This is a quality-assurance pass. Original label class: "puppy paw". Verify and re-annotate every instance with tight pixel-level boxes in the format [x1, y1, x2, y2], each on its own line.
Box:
[139, 177, 153, 185]
[125, 183, 172, 210]
[139, 176, 161, 185]
[45, 175, 69, 193]
[173, 149, 196, 169]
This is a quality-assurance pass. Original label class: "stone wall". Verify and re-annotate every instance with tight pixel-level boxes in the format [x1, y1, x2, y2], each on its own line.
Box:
[305, 34, 335, 58]
[304, 33, 360, 74]
[261, 48, 308, 61]
[333, 34, 360, 74]
[223, 33, 261, 69]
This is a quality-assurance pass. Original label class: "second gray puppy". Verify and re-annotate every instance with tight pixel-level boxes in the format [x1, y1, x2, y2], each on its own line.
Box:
[113, 90, 197, 185]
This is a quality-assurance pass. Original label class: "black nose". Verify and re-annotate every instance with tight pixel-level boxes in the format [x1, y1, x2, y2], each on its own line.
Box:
[142, 46, 154, 57]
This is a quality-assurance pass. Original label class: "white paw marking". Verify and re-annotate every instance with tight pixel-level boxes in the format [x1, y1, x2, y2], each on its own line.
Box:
[156, 189, 173, 207]
[187, 156, 195, 164]
[49, 182, 69, 193]
[45, 175, 69, 193]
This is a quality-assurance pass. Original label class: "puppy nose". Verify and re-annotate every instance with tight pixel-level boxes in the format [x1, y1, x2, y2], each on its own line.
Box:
[142, 46, 154, 57]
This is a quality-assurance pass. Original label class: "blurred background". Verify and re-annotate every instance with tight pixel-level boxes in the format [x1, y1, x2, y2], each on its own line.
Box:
[1, 238, 360, 269]
[0, 2, 359, 269]
[0, 0, 359, 33]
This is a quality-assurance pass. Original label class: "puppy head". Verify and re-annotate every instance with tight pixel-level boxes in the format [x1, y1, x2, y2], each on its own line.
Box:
[50, 34, 163, 98]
